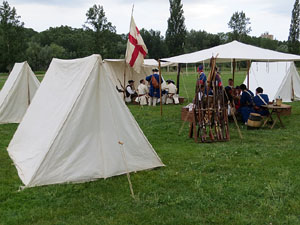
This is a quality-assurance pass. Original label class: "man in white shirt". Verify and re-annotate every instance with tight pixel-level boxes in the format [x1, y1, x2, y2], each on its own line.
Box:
[136, 79, 148, 105]
[166, 80, 179, 104]
[125, 80, 137, 103]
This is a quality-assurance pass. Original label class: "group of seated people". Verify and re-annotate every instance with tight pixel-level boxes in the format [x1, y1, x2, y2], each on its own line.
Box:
[116, 68, 179, 106]
[196, 64, 269, 125]
[225, 79, 269, 124]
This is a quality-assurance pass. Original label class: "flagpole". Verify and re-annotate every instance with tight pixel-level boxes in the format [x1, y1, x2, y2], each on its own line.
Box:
[123, 6, 135, 101]
[159, 59, 163, 117]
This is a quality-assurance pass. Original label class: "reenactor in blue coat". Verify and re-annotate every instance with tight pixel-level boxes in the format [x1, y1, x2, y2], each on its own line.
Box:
[146, 68, 162, 106]
[239, 84, 254, 123]
[253, 87, 269, 116]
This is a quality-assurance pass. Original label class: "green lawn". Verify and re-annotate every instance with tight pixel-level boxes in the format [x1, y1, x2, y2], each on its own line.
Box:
[1, 70, 300, 224]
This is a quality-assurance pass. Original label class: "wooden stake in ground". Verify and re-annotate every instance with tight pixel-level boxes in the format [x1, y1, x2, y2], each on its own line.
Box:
[118, 141, 135, 199]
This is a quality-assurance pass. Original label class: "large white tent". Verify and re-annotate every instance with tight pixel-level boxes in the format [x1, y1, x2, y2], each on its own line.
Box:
[7, 55, 164, 188]
[243, 61, 300, 102]
[162, 40, 300, 63]
[0, 62, 40, 124]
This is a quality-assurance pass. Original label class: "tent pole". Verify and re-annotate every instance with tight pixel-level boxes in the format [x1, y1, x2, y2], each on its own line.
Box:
[176, 63, 181, 94]
[27, 72, 31, 106]
[232, 59, 236, 86]
[247, 60, 250, 89]
[123, 60, 127, 101]
[159, 59, 163, 117]
[291, 73, 295, 101]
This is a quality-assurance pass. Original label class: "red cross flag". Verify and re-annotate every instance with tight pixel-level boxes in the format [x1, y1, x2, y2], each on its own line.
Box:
[125, 16, 148, 73]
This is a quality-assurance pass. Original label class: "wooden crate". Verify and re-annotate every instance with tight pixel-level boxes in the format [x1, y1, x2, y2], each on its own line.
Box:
[181, 106, 194, 122]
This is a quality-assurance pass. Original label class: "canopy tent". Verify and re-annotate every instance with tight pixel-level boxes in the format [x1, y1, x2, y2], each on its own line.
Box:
[243, 61, 300, 102]
[0, 62, 40, 124]
[7, 55, 164, 188]
[143, 59, 176, 67]
[162, 40, 300, 63]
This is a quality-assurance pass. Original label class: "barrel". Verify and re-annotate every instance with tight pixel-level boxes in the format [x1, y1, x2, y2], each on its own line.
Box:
[247, 113, 262, 127]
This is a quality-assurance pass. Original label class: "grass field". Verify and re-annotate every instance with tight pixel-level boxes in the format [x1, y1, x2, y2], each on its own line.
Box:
[1, 69, 300, 225]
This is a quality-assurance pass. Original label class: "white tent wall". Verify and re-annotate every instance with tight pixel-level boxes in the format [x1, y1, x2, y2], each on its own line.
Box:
[243, 62, 300, 102]
[8, 55, 164, 188]
[0, 62, 40, 124]
[103, 59, 152, 90]
[290, 64, 300, 101]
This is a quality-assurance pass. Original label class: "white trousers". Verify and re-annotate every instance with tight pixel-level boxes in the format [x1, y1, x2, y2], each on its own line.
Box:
[166, 94, 179, 104]
[136, 95, 147, 105]
[149, 97, 158, 106]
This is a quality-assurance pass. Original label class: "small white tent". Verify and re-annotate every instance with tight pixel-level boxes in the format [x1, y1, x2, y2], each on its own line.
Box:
[7, 55, 164, 188]
[0, 62, 40, 124]
[243, 61, 300, 102]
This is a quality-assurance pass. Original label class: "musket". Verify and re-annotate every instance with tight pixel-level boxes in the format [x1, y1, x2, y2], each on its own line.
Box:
[223, 87, 242, 139]
[117, 78, 126, 90]
[222, 87, 230, 140]
[199, 85, 207, 142]
[218, 86, 225, 140]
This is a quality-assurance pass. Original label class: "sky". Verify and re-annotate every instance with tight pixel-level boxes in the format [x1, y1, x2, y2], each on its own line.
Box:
[9, 0, 295, 41]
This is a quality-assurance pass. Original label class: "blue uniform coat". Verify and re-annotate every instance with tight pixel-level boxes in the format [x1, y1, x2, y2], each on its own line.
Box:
[146, 74, 162, 98]
[254, 94, 269, 116]
[239, 90, 254, 123]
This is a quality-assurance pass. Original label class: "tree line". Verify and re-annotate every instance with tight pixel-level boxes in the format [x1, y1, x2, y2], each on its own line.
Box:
[0, 0, 298, 72]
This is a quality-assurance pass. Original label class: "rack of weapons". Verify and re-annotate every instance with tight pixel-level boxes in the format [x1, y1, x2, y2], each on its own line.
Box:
[189, 57, 230, 143]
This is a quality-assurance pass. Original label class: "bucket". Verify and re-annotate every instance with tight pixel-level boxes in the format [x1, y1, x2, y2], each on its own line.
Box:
[276, 98, 282, 106]
[247, 113, 262, 127]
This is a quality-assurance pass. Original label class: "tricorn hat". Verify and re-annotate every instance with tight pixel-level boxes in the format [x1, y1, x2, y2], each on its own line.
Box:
[128, 80, 134, 83]
[152, 68, 159, 72]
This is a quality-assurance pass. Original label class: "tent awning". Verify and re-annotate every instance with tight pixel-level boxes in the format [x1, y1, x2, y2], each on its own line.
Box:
[161, 41, 300, 64]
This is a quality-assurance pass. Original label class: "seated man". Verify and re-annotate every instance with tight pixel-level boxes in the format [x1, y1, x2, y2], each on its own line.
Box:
[239, 84, 254, 124]
[124, 80, 137, 103]
[226, 78, 234, 89]
[165, 80, 179, 104]
[253, 87, 269, 116]
[136, 79, 148, 106]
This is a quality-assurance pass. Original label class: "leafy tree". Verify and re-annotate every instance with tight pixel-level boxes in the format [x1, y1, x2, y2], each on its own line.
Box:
[0, 1, 25, 71]
[228, 11, 251, 41]
[184, 30, 221, 53]
[165, 0, 186, 56]
[38, 26, 94, 58]
[26, 42, 42, 71]
[288, 0, 300, 54]
[140, 29, 168, 59]
[84, 4, 117, 58]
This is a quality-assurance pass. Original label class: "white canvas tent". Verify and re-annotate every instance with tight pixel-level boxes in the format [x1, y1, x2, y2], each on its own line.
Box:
[0, 62, 40, 124]
[103, 59, 153, 91]
[7, 54, 164, 188]
[162, 40, 300, 63]
[243, 61, 300, 102]
[103, 59, 168, 99]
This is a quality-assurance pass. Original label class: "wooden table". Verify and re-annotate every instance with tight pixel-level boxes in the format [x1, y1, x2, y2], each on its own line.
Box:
[262, 104, 292, 129]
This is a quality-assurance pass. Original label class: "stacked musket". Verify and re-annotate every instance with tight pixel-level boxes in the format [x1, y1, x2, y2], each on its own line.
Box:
[189, 57, 230, 143]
